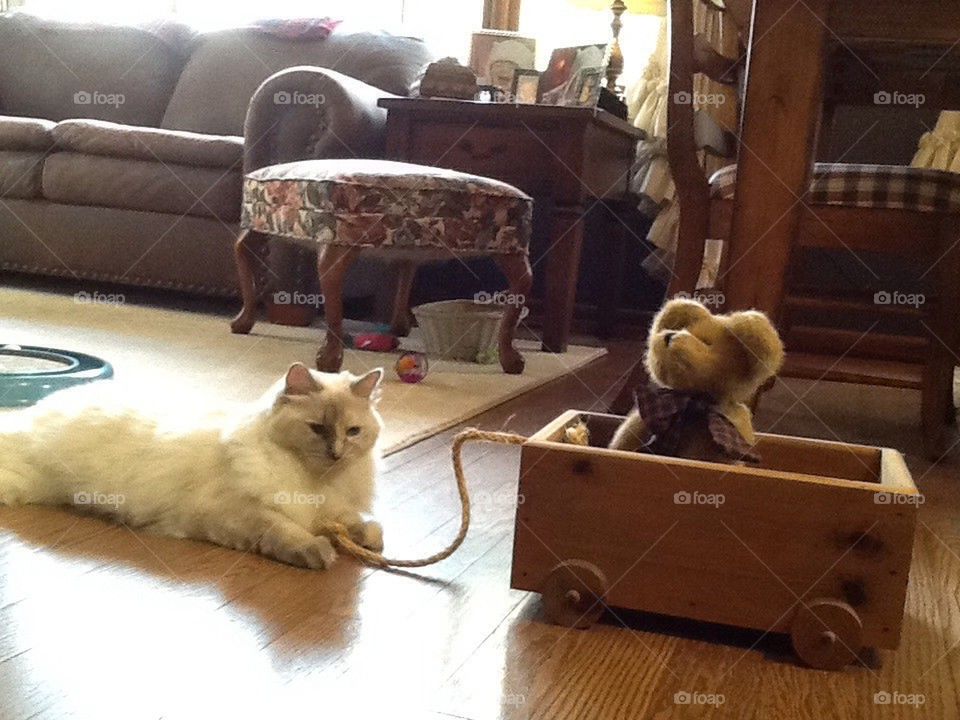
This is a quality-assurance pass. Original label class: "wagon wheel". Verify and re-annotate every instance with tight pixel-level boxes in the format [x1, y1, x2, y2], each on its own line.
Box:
[541, 560, 609, 629]
[790, 598, 863, 670]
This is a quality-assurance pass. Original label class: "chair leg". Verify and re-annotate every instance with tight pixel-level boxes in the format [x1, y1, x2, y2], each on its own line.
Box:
[230, 230, 269, 335]
[923, 217, 960, 459]
[494, 253, 533, 375]
[316, 244, 360, 373]
[389, 259, 418, 337]
[921, 360, 952, 460]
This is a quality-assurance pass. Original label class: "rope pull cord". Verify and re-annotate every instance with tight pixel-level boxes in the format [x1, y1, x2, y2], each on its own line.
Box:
[315, 428, 528, 569]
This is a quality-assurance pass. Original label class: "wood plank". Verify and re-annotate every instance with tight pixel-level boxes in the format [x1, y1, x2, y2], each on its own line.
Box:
[724, 0, 829, 316]
[783, 352, 924, 389]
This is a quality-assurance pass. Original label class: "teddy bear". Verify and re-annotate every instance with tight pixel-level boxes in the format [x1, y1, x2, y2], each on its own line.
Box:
[608, 297, 784, 464]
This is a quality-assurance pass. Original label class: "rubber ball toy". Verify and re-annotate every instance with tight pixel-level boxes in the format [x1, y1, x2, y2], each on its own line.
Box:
[395, 352, 429, 384]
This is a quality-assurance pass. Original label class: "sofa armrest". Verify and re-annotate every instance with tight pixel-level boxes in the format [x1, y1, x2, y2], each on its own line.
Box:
[244, 66, 395, 173]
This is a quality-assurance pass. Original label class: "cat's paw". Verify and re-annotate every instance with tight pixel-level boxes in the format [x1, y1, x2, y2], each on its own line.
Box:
[269, 537, 337, 570]
[297, 537, 338, 570]
[353, 520, 384, 552]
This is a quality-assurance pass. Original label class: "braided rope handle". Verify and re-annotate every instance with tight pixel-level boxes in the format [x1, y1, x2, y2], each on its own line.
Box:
[317, 428, 528, 569]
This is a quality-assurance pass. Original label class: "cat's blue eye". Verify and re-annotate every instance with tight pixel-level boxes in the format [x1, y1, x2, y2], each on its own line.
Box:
[308, 423, 325, 435]
[347, 426, 361, 437]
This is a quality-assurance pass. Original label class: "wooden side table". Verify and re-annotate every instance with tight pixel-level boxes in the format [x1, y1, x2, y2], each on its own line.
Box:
[379, 98, 643, 353]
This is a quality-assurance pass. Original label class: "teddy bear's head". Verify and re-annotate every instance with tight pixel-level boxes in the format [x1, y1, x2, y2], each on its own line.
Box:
[644, 298, 785, 404]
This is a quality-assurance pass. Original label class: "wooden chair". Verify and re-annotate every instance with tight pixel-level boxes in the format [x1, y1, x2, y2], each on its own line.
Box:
[616, 0, 960, 459]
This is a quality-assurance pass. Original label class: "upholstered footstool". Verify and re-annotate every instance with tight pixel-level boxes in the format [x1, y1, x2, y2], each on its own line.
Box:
[230, 159, 534, 374]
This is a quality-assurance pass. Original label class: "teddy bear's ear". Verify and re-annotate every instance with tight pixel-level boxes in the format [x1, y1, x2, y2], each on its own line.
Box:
[651, 297, 712, 333]
[726, 311, 785, 383]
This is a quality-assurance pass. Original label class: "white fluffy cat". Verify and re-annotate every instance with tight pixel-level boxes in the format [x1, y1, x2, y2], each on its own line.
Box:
[0, 363, 385, 570]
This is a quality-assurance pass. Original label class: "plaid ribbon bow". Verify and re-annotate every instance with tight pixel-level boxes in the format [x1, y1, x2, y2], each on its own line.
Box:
[634, 384, 760, 464]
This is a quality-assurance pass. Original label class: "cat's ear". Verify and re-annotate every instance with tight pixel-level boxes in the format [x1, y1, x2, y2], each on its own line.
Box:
[283, 363, 319, 396]
[351, 368, 383, 401]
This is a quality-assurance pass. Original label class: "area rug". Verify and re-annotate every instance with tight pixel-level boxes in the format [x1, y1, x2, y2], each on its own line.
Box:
[0, 287, 605, 454]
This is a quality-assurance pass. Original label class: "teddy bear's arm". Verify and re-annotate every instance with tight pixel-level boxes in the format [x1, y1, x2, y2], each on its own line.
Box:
[609, 409, 649, 452]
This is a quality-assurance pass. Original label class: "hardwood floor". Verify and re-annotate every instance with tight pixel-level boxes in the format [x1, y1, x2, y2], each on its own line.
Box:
[0, 339, 957, 719]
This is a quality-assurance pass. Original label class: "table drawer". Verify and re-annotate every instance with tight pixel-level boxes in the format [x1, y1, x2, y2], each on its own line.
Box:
[406, 122, 557, 196]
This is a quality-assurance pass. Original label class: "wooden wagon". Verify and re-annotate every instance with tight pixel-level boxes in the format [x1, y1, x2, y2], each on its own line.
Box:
[510, 411, 919, 670]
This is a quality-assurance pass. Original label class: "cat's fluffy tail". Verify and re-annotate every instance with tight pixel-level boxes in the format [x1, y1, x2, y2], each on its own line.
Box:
[0, 429, 45, 506]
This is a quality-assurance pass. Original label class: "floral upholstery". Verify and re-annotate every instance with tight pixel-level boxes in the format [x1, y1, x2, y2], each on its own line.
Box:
[241, 159, 532, 254]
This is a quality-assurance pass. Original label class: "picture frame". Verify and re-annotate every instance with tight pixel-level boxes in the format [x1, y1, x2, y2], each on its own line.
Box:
[469, 30, 537, 95]
[573, 68, 604, 108]
[539, 43, 608, 107]
[511, 69, 542, 105]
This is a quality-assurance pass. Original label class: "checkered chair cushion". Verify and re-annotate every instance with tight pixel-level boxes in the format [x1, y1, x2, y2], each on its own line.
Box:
[710, 163, 960, 214]
[241, 159, 532, 254]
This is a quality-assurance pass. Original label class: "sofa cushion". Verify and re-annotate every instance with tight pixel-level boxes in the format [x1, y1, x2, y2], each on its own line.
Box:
[241, 159, 532, 253]
[42, 152, 241, 221]
[0, 14, 194, 126]
[53, 119, 243, 169]
[161, 23, 432, 136]
[0, 150, 46, 198]
[0, 116, 55, 151]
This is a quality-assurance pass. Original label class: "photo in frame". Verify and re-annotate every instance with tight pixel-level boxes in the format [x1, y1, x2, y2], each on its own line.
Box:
[574, 68, 604, 108]
[539, 43, 608, 107]
[511, 69, 542, 104]
[469, 31, 537, 94]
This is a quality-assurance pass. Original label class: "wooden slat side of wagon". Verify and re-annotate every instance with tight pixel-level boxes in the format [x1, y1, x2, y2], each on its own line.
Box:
[510, 411, 920, 670]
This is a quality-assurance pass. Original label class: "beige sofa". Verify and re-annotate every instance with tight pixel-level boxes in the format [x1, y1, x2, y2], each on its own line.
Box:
[0, 13, 432, 296]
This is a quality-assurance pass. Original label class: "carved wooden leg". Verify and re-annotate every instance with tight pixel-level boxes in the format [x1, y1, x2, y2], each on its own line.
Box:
[389, 259, 418, 337]
[543, 206, 585, 353]
[494, 252, 533, 375]
[316, 244, 360, 372]
[230, 230, 269, 335]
